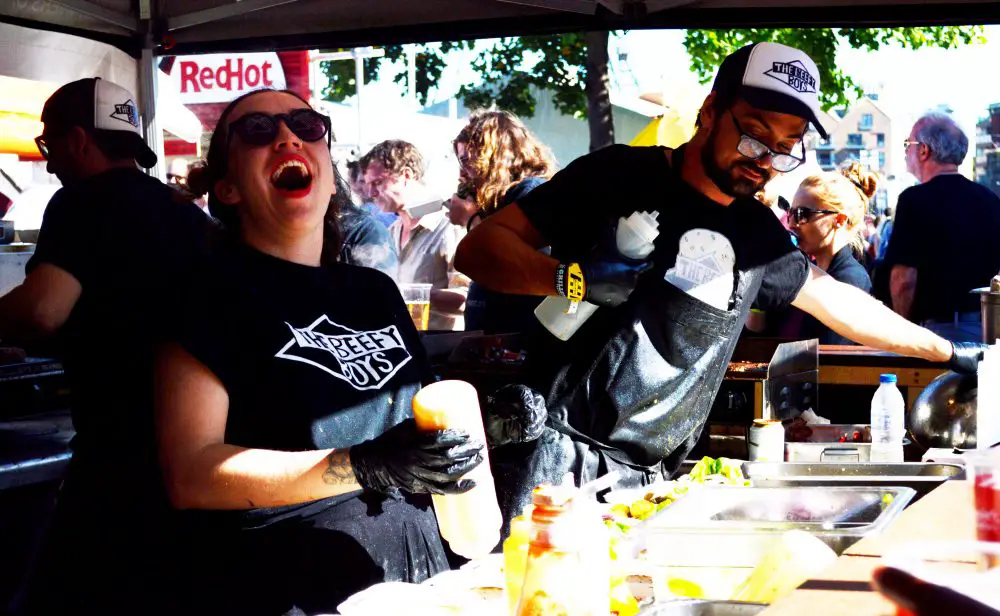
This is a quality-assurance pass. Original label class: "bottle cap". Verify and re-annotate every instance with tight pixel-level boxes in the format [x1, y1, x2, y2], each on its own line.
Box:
[622, 210, 660, 244]
[880, 374, 898, 384]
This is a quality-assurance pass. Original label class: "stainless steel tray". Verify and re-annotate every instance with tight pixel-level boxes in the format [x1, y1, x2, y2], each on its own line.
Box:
[639, 600, 767, 616]
[742, 462, 964, 500]
[640, 486, 916, 562]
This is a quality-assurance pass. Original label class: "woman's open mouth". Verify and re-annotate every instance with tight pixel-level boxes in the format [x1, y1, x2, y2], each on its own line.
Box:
[270, 155, 313, 198]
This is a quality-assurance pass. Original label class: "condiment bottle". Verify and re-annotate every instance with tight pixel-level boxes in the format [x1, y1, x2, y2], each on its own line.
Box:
[503, 506, 533, 616]
[412, 380, 502, 559]
[534, 211, 660, 341]
[515, 484, 610, 616]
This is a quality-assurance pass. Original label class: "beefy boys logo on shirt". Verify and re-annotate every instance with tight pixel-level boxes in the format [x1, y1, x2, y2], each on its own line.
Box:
[110, 99, 140, 128]
[763, 60, 817, 94]
[275, 316, 412, 391]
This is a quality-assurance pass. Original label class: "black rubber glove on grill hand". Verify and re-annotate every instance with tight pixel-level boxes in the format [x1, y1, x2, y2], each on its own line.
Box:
[350, 418, 485, 496]
[577, 225, 654, 308]
[483, 384, 548, 449]
[949, 341, 989, 376]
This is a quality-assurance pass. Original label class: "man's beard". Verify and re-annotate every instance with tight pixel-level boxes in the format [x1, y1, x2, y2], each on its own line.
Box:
[701, 122, 772, 198]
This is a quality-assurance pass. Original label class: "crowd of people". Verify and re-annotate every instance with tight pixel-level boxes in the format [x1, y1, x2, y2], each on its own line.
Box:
[0, 40, 994, 616]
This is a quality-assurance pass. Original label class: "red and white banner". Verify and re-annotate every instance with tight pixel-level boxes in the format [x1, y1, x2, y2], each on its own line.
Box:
[168, 52, 287, 104]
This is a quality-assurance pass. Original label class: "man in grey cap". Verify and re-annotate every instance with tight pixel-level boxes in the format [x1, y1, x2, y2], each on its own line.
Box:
[1, 78, 211, 614]
[456, 42, 987, 531]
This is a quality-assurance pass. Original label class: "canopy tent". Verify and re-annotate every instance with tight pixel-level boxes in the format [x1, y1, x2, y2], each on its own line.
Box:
[1, 0, 998, 59]
[2, 0, 995, 178]
[0, 73, 203, 161]
[0, 23, 202, 173]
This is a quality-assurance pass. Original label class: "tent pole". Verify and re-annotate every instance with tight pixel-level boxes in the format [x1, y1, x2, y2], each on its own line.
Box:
[138, 0, 165, 180]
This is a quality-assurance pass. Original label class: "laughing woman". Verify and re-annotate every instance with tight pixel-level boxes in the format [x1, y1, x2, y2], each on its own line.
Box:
[158, 90, 484, 615]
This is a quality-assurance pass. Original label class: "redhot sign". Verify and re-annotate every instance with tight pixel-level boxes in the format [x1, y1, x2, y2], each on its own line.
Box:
[168, 53, 287, 104]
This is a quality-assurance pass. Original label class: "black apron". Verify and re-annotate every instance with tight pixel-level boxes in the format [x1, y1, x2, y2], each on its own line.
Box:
[490, 154, 765, 534]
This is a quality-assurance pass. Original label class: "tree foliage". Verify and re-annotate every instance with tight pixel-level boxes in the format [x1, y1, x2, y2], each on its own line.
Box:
[320, 41, 474, 107]
[683, 27, 986, 111]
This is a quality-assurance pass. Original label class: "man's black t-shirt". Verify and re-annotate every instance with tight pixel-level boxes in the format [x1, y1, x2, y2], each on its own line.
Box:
[179, 243, 433, 525]
[21, 168, 212, 614]
[27, 168, 212, 463]
[883, 174, 1000, 322]
[515, 145, 809, 469]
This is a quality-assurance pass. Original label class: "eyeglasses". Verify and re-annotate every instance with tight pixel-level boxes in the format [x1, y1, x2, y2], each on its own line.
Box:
[790, 205, 839, 225]
[226, 109, 332, 150]
[34, 136, 50, 160]
[731, 112, 805, 173]
[903, 139, 924, 150]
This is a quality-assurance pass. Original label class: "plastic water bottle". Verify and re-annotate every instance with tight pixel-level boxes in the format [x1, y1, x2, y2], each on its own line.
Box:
[534, 210, 660, 341]
[411, 380, 502, 559]
[870, 373, 905, 462]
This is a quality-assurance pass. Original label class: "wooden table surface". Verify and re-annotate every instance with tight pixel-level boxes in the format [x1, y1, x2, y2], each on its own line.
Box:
[759, 480, 976, 616]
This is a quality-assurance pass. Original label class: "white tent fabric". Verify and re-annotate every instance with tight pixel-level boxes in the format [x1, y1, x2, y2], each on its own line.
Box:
[0, 23, 202, 147]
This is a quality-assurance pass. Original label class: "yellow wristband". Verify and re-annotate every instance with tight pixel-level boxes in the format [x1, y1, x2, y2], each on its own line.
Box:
[566, 263, 585, 303]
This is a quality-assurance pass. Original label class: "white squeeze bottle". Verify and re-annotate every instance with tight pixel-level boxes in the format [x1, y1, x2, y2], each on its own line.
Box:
[870, 373, 905, 462]
[978, 343, 1000, 449]
[534, 210, 660, 341]
[411, 380, 502, 559]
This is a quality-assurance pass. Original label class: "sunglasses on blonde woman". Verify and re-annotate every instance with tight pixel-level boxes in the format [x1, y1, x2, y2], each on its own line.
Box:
[790, 205, 839, 225]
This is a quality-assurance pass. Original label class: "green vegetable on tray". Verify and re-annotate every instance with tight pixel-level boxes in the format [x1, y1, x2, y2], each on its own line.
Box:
[611, 456, 750, 521]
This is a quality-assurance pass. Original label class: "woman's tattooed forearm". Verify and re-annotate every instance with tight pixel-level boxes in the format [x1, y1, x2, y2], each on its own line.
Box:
[323, 450, 356, 485]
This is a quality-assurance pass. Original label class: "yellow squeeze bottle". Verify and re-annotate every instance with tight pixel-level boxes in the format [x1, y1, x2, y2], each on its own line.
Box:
[504, 510, 532, 616]
[412, 380, 502, 560]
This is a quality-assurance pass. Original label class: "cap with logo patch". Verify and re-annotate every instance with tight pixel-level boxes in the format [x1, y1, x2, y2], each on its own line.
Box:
[712, 42, 833, 139]
[40, 77, 158, 168]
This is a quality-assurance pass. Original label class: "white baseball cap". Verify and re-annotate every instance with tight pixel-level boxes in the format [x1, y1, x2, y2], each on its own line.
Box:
[711, 42, 834, 139]
[40, 77, 157, 168]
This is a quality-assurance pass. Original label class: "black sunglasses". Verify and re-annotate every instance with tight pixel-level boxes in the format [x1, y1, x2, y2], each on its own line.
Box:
[226, 109, 332, 150]
[731, 112, 806, 173]
[790, 205, 839, 225]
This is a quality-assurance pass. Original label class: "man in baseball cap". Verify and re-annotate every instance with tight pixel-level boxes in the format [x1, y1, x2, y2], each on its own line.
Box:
[35, 77, 157, 184]
[2, 77, 211, 614]
[454, 42, 985, 531]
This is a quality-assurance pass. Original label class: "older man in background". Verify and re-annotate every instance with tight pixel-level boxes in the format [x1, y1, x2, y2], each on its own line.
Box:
[886, 112, 1000, 341]
[362, 140, 468, 330]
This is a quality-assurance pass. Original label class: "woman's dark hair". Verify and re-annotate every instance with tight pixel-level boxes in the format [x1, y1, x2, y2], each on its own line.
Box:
[186, 88, 349, 265]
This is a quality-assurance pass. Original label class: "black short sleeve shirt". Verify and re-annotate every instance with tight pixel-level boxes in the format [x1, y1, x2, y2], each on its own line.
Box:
[514, 145, 809, 467]
[179, 244, 430, 455]
[26, 169, 212, 460]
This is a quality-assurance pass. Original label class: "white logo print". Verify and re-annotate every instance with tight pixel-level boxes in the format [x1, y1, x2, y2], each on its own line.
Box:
[763, 60, 817, 94]
[275, 316, 412, 391]
[664, 229, 736, 310]
[109, 100, 140, 128]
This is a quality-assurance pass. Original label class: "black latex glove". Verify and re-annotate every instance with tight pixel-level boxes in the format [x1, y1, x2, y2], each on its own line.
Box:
[949, 341, 989, 375]
[483, 384, 548, 449]
[576, 224, 653, 308]
[350, 418, 484, 496]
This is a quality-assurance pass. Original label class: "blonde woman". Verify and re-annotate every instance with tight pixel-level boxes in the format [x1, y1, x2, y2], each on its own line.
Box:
[750, 162, 878, 344]
[448, 110, 557, 332]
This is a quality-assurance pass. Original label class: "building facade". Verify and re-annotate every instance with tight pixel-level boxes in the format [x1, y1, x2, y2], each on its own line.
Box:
[814, 95, 893, 213]
[974, 103, 1000, 197]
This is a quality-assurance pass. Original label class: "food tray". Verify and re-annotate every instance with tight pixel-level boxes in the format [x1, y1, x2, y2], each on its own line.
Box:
[784, 423, 871, 462]
[742, 462, 964, 500]
[638, 600, 767, 616]
[637, 486, 915, 567]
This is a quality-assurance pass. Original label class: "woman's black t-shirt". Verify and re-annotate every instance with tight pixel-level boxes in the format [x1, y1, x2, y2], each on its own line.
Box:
[178, 243, 432, 524]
